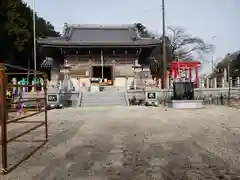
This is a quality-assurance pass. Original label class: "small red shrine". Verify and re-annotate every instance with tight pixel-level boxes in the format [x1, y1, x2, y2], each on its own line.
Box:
[169, 60, 201, 88]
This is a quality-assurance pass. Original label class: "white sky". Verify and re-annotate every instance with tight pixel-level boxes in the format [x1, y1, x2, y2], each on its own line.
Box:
[24, 0, 240, 74]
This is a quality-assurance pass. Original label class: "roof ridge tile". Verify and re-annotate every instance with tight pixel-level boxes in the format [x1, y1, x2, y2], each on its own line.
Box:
[68, 24, 134, 29]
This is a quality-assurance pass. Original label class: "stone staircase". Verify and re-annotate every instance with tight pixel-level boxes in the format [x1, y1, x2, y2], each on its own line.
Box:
[102, 86, 119, 92]
[81, 89, 128, 107]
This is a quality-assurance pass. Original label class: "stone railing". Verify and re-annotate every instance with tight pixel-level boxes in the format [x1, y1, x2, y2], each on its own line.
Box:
[127, 87, 240, 108]
[143, 87, 240, 97]
[127, 87, 240, 101]
[203, 76, 240, 88]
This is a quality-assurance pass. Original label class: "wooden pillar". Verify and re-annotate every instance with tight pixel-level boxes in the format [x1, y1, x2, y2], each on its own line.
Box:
[76, 50, 79, 61]
[112, 50, 116, 85]
[124, 50, 128, 63]
[88, 50, 92, 78]
[100, 50, 104, 80]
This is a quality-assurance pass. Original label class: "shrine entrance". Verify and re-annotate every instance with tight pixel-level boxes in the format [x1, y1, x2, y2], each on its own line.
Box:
[169, 61, 200, 88]
[92, 66, 113, 85]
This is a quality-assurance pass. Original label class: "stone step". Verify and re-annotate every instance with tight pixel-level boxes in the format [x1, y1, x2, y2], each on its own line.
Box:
[83, 93, 125, 97]
[81, 91, 127, 107]
[81, 100, 126, 105]
[82, 101, 126, 105]
[82, 98, 126, 103]
[102, 87, 119, 92]
[81, 103, 126, 107]
[82, 96, 125, 100]
[82, 100, 126, 104]
[82, 100, 125, 103]
[83, 94, 124, 96]
[82, 97, 125, 100]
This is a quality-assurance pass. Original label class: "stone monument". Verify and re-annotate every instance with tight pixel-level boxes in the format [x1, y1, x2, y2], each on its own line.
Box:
[167, 82, 203, 109]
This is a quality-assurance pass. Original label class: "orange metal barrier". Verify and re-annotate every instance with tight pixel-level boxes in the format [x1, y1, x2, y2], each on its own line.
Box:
[0, 63, 48, 175]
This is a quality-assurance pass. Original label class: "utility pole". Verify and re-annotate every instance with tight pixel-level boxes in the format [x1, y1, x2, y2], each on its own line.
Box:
[227, 54, 231, 105]
[162, 0, 167, 88]
[211, 36, 216, 72]
[33, 0, 37, 82]
[100, 50, 104, 80]
[27, 58, 30, 92]
[211, 56, 214, 72]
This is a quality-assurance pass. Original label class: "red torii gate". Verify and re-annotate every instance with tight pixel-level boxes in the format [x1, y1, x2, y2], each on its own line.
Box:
[169, 60, 201, 88]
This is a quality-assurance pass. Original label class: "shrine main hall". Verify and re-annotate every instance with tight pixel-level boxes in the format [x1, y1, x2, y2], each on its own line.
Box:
[38, 24, 162, 88]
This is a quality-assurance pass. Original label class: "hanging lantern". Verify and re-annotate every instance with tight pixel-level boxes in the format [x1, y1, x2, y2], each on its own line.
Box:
[113, 50, 115, 55]
[124, 50, 128, 55]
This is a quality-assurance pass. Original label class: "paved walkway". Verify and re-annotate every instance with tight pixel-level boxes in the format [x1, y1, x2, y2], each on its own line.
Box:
[2, 106, 240, 179]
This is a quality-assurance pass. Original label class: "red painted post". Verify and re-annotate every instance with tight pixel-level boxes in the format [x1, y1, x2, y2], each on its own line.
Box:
[195, 65, 199, 88]
[189, 68, 192, 81]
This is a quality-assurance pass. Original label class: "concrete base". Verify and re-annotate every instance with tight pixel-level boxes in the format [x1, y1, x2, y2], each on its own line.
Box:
[167, 100, 204, 109]
[90, 85, 100, 92]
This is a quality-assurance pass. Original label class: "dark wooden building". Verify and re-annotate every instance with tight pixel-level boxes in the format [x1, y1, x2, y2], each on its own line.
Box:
[38, 24, 162, 88]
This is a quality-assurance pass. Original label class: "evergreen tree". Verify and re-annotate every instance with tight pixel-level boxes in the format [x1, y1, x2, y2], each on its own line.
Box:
[0, 0, 59, 70]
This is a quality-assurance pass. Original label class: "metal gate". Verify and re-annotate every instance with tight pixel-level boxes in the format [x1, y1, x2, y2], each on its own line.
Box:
[0, 63, 48, 175]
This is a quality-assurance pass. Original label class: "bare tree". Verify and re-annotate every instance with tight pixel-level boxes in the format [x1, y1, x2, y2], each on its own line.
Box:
[135, 23, 214, 84]
[134, 23, 213, 60]
[167, 26, 214, 61]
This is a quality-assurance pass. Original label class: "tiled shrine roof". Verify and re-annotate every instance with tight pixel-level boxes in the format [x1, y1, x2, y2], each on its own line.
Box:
[38, 24, 162, 48]
[41, 57, 54, 68]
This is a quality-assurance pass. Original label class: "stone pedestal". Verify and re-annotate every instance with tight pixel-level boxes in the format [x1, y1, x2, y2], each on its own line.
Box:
[90, 85, 100, 92]
[167, 100, 204, 109]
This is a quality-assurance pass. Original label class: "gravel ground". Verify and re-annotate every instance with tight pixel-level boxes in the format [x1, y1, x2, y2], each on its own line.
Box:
[1, 105, 240, 180]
